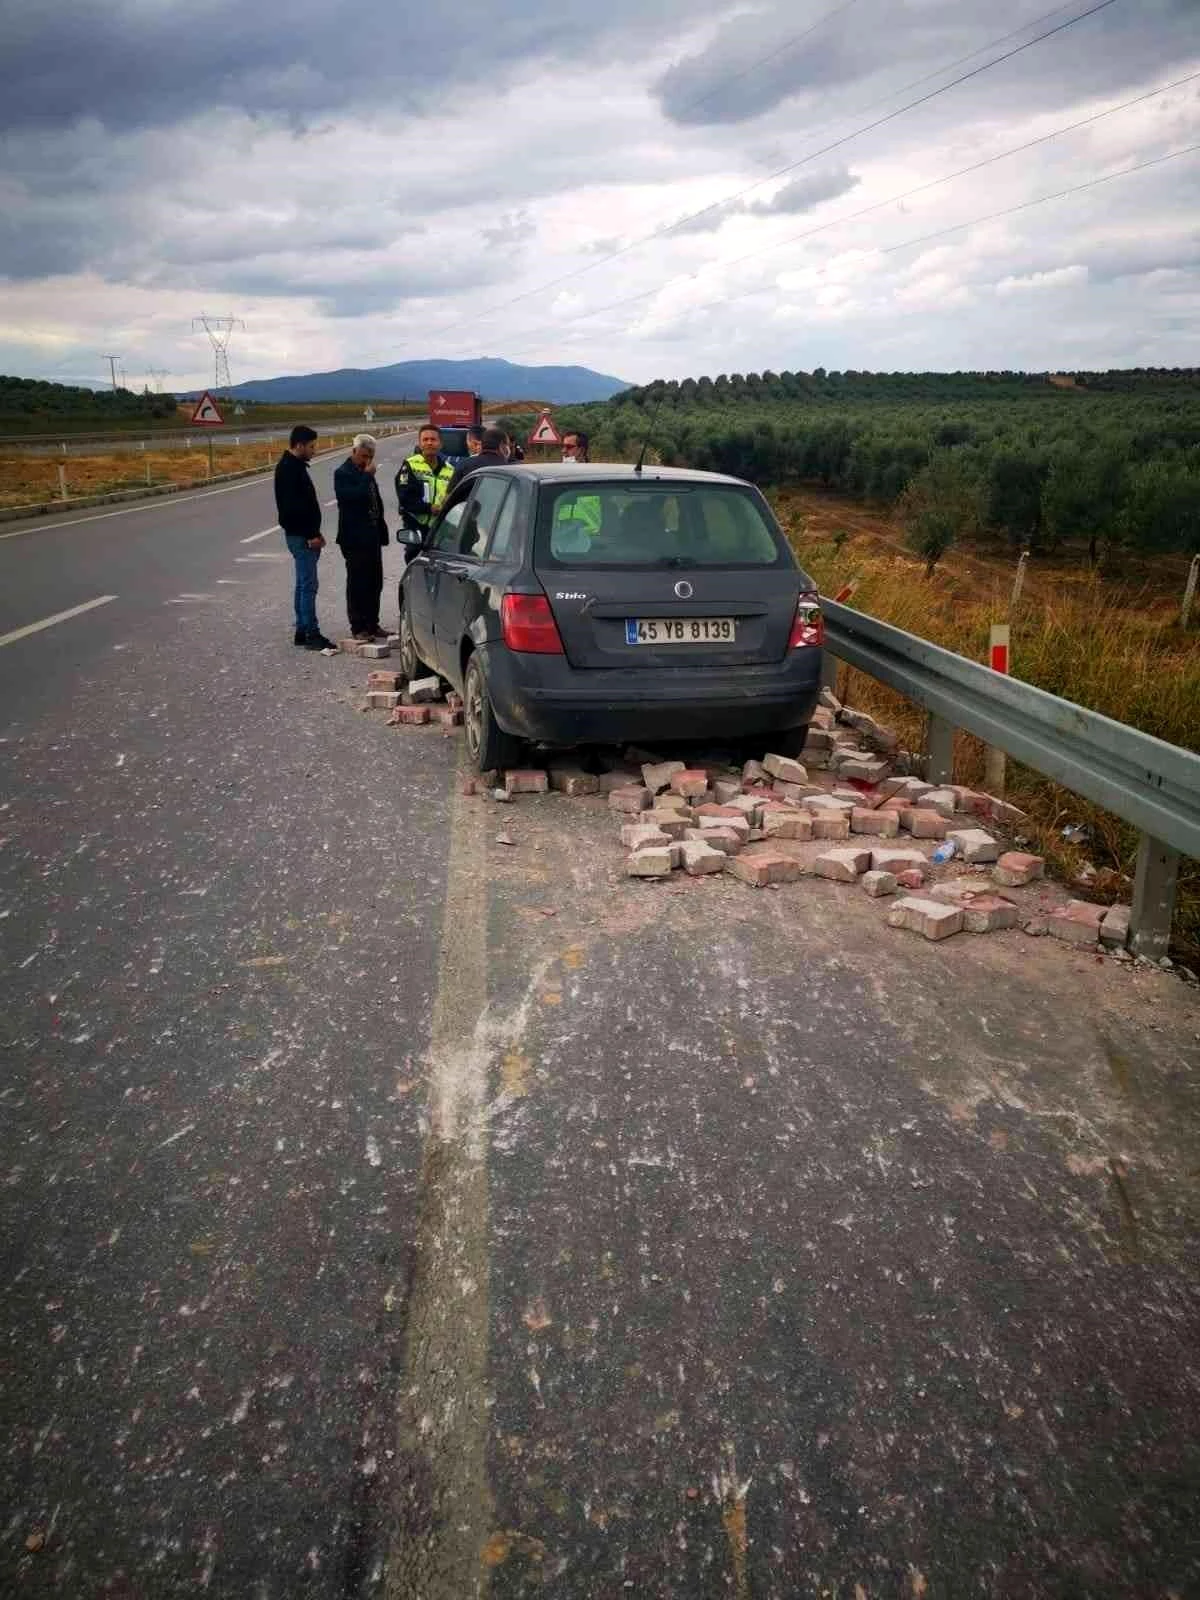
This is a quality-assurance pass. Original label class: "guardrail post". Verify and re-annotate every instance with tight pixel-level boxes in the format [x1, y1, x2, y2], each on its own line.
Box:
[1130, 835, 1179, 960]
[819, 652, 839, 693]
[924, 713, 955, 785]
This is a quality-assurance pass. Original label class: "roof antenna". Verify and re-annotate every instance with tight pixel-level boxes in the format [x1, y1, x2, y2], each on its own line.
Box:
[633, 391, 665, 476]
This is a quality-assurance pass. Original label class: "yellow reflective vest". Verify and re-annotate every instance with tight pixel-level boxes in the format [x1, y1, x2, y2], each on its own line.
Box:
[400, 452, 455, 530]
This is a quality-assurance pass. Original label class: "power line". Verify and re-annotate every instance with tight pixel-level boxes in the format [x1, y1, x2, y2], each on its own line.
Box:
[496, 142, 1199, 362]
[434, 0, 1122, 353]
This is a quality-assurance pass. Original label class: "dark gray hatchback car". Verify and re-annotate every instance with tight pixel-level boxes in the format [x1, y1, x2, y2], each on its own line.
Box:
[397, 463, 824, 772]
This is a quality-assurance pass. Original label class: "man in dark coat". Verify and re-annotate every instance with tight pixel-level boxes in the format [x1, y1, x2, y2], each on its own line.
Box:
[274, 424, 333, 649]
[334, 434, 389, 641]
[447, 426, 512, 496]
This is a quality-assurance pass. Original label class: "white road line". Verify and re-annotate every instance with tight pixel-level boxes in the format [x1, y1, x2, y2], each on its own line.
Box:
[235, 553, 288, 562]
[0, 595, 118, 649]
[241, 523, 280, 544]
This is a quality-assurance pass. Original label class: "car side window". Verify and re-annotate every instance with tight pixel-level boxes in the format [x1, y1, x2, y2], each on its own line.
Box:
[432, 499, 469, 551]
[463, 476, 510, 560]
[483, 483, 518, 561]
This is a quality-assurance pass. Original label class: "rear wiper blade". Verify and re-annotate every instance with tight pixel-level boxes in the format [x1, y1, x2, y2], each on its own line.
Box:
[654, 556, 700, 568]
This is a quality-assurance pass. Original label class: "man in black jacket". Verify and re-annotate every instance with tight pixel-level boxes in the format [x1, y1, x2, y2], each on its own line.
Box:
[334, 434, 389, 641]
[447, 426, 512, 496]
[274, 424, 333, 649]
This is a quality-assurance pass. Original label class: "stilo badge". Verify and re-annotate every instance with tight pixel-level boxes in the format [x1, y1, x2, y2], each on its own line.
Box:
[190, 390, 224, 425]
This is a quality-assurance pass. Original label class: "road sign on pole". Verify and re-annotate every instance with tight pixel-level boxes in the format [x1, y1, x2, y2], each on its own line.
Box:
[190, 391, 224, 426]
[528, 411, 561, 446]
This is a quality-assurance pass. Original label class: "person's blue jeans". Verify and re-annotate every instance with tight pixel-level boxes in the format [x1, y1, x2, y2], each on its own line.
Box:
[285, 535, 321, 635]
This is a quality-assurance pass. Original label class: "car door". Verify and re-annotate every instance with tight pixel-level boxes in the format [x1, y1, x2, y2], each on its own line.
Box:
[405, 495, 470, 667]
[432, 474, 515, 683]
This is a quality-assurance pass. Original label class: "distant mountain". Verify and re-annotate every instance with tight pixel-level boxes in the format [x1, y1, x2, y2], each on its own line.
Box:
[202, 358, 630, 406]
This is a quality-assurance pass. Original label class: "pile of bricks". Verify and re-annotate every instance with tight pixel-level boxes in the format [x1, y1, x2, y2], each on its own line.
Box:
[358, 667, 463, 728]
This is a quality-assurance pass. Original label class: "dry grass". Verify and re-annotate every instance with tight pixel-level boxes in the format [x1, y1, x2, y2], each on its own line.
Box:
[774, 489, 1200, 963]
[0, 434, 363, 509]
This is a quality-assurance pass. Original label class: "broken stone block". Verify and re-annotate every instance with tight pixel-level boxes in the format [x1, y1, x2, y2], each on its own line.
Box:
[505, 769, 549, 796]
[725, 795, 763, 822]
[338, 638, 366, 655]
[812, 847, 872, 883]
[901, 808, 948, 840]
[820, 686, 842, 714]
[838, 758, 891, 783]
[761, 810, 813, 841]
[958, 894, 1021, 934]
[802, 795, 855, 816]
[850, 808, 901, 837]
[713, 779, 742, 805]
[676, 839, 724, 875]
[896, 868, 926, 890]
[390, 705, 430, 726]
[699, 813, 750, 841]
[725, 850, 804, 887]
[670, 769, 710, 799]
[655, 791, 691, 814]
[1100, 904, 1130, 949]
[621, 823, 671, 851]
[946, 828, 1000, 864]
[695, 803, 743, 820]
[689, 825, 743, 855]
[367, 670, 403, 691]
[359, 642, 392, 660]
[365, 690, 402, 710]
[1046, 900, 1105, 946]
[431, 706, 463, 727]
[625, 847, 672, 878]
[772, 780, 815, 805]
[608, 785, 652, 814]
[862, 870, 897, 898]
[887, 896, 964, 941]
[642, 759, 685, 795]
[869, 847, 928, 875]
[741, 759, 770, 787]
[921, 789, 957, 819]
[895, 779, 935, 801]
[991, 799, 1029, 828]
[548, 766, 600, 797]
[802, 729, 836, 752]
[642, 810, 690, 839]
[994, 851, 1045, 887]
[406, 674, 441, 701]
[811, 814, 851, 840]
[763, 753, 808, 785]
[598, 769, 642, 794]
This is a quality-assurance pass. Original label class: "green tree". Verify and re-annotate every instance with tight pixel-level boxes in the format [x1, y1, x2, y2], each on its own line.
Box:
[898, 450, 984, 576]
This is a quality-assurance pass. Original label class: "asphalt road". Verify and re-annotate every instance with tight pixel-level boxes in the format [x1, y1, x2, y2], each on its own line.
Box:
[2, 456, 1199, 1598]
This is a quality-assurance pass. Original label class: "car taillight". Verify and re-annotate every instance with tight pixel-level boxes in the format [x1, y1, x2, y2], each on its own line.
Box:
[501, 592, 565, 654]
[788, 592, 824, 650]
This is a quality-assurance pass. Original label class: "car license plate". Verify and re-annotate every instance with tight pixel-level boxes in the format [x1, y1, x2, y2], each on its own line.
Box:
[625, 617, 737, 645]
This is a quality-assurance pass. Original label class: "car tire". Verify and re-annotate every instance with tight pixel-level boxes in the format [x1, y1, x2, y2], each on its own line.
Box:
[463, 654, 523, 774]
[398, 603, 432, 682]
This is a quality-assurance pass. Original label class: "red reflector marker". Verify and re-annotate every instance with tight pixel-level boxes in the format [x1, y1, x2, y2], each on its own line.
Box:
[501, 592, 565, 654]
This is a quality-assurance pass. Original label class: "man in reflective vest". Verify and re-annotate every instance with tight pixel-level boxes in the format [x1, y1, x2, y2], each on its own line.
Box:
[396, 424, 455, 550]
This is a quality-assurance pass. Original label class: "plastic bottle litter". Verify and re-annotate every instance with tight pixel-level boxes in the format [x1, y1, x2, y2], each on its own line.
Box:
[931, 840, 958, 864]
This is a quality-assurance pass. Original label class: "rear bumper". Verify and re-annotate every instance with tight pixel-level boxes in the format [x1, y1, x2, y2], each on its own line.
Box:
[479, 644, 822, 745]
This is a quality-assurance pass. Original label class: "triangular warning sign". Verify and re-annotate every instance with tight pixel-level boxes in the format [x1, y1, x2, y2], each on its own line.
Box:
[527, 411, 560, 445]
[190, 390, 224, 425]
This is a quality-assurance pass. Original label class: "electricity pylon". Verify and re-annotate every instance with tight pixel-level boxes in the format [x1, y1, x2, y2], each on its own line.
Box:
[102, 354, 122, 391]
[191, 314, 246, 397]
[145, 367, 169, 393]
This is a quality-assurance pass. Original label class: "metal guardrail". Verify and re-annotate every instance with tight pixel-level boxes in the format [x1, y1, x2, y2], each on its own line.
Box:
[821, 597, 1200, 958]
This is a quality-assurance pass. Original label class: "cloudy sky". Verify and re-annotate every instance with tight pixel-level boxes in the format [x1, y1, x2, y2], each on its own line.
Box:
[0, 0, 1197, 390]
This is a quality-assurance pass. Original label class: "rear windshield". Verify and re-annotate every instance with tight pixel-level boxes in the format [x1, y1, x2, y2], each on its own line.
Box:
[537, 483, 791, 568]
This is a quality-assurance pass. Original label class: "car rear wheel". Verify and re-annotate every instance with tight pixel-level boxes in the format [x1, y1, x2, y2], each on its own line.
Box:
[754, 724, 809, 761]
[398, 604, 432, 682]
[463, 654, 524, 773]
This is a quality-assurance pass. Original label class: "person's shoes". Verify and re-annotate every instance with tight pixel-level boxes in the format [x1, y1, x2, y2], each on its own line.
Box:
[369, 628, 389, 641]
[305, 632, 336, 650]
[352, 631, 374, 642]
[294, 628, 307, 646]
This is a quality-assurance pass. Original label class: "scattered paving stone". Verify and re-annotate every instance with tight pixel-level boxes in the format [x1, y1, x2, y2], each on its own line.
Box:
[406, 675, 441, 702]
[741, 759, 770, 786]
[726, 850, 804, 887]
[1023, 918, 1049, 937]
[725, 795, 763, 822]
[445, 692, 464, 711]
[367, 670, 403, 691]
[802, 795, 855, 816]
[901, 808, 948, 839]
[713, 778, 743, 805]
[839, 758, 891, 783]
[621, 823, 671, 850]
[389, 705, 430, 726]
[862, 870, 897, 898]
[763, 753, 808, 785]
[802, 729, 836, 752]
[994, 851, 1045, 887]
[625, 846, 672, 877]
[670, 769, 710, 799]
[689, 825, 743, 855]
[608, 785, 652, 814]
[772, 780, 813, 804]
[680, 840, 726, 875]
[887, 896, 964, 941]
[700, 814, 751, 841]
[359, 643, 392, 660]
[761, 810, 813, 841]
[811, 814, 851, 840]
[505, 769, 549, 796]
[957, 894, 1021, 934]
[695, 803, 743, 819]
[430, 706, 463, 727]
[1100, 904, 1131, 949]
[598, 769, 642, 794]
[642, 760, 685, 794]
[548, 766, 600, 797]
[991, 799, 1029, 828]
[385, 633, 401, 647]
[1047, 900, 1105, 945]
[850, 808, 901, 837]
[338, 638, 365, 655]
[947, 828, 1000, 864]
[895, 868, 926, 890]
[921, 789, 957, 819]
[365, 690, 402, 710]
[869, 846, 928, 874]
[813, 847, 872, 882]
[820, 686, 843, 714]
[644, 810, 691, 839]
[653, 792, 690, 815]
[894, 779, 935, 800]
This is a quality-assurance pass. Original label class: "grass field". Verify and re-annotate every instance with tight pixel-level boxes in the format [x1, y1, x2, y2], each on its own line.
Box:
[774, 487, 1199, 964]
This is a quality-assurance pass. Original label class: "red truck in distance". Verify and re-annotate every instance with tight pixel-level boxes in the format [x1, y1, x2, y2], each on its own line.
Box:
[428, 390, 483, 429]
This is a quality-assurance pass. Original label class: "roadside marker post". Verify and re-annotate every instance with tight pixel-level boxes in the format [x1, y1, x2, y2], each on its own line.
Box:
[57, 464, 68, 501]
[1011, 550, 1030, 610]
[1181, 554, 1199, 629]
[986, 622, 1011, 795]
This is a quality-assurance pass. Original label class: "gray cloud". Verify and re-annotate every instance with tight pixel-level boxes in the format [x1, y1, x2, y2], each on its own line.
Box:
[669, 166, 859, 232]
